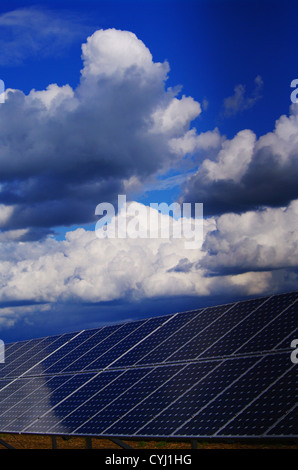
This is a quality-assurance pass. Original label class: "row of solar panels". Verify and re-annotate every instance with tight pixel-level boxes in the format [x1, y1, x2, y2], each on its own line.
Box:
[0, 352, 295, 437]
[1, 291, 297, 379]
[0, 290, 297, 439]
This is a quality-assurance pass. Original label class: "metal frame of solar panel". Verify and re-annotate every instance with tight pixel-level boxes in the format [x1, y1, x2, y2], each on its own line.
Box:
[0, 290, 297, 447]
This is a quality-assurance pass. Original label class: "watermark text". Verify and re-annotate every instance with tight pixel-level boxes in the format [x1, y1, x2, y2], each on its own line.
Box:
[95, 195, 204, 249]
[0, 80, 5, 104]
[0, 340, 4, 363]
[290, 79, 298, 104]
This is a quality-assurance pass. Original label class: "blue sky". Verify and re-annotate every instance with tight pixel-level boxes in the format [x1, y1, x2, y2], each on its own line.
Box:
[0, 0, 297, 342]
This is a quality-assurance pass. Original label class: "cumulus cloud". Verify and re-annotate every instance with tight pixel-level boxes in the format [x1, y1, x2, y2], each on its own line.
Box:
[0, 28, 202, 238]
[180, 104, 298, 215]
[223, 75, 263, 117]
[201, 199, 298, 274]
[170, 128, 223, 156]
[0, 201, 297, 329]
[0, 206, 210, 305]
[0, 25, 296, 333]
[151, 96, 201, 134]
[81, 28, 165, 80]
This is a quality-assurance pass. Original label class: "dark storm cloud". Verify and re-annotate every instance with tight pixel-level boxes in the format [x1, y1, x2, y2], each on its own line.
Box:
[180, 106, 298, 215]
[0, 29, 201, 237]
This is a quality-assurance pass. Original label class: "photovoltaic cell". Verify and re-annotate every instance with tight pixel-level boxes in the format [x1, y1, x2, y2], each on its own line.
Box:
[137, 304, 236, 366]
[3, 333, 77, 378]
[276, 327, 298, 350]
[240, 301, 298, 354]
[136, 356, 258, 437]
[72, 365, 183, 436]
[0, 374, 72, 432]
[111, 310, 201, 368]
[166, 297, 267, 363]
[59, 320, 147, 373]
[217, 366, 296, 436]
[84, 316, 173, 371]
[0, 290, 296, 440]
[103, 361, 222, 436]
[173, 353, 292, 437]
[48, 324, 125, 374]
[201, 292, 298, 358]
[0, 338, 49, 376]
[24, 368, 150, 434]
[30, 329, 102, 375]
[266, 405, 298, 436]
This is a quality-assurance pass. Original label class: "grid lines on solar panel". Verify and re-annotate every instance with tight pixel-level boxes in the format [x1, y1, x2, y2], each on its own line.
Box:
[0, 338, 50, 378]
[0, 378, 14, 394]
[58, 320, 149, 374]
[0, 340, 30, 361]
[2, 332, 78, 378]
[2, 339, 37, 362]
[165, 297, 267, 363]
[23, 368, 151, 434]
[134, 356, 258, 437]
[239, 300, 298, 354]
[20, 331, 91, 376]
[266, 404, 298, 436]
[0, 374, 73, 432]
[4, 370, 121, 433]
[17, 372, 98, 434]
[69, 364, 184, 436]
[39, 369, 124, 434]
[43, 365, 181, 435]
[277, 328, 298, 350]
[41, 323, 125, 375]
[216, 366, 296, 436]
[0, 291, 296, 439]
[201, 292, 298, 358]
[28, 328, 104, 375]
[83, 315, 175, 371]
[173, 352, 292, 437]
[109, 310, 201, 369]
[136, 303, 237, 367]
[101, 360, 222, 436]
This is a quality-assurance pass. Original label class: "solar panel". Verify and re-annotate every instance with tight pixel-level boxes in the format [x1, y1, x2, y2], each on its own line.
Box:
[0, 290, 297, 441]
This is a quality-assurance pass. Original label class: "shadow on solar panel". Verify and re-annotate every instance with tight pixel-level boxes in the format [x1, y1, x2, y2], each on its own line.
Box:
[0, 290, 297, 447]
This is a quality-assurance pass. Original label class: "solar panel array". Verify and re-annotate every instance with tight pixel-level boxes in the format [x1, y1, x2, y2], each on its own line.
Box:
[0, 291, 297, 439]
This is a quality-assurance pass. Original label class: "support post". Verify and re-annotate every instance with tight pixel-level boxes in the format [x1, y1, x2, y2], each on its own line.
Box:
[191, 439, 198, 449]
[86, 437, 92, 449]
[109, 438, 133, 449]
[0, 438, 15, 449]
[52, 436, 57, 449]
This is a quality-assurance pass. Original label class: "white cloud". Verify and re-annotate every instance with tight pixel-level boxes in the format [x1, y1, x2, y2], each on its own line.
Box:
[202, 199, 298, 271]
[0, 28, 202, 235]
[0, 201, 296, 324]
[180, 104, 298, 214]
[151, 95, 201, 134]
[28, 84, 75, 111]
[0, 205, 211, 305]
[81, 28, 167, 81]
[170, 128, 222, 156]
[201, 129, 256, 183]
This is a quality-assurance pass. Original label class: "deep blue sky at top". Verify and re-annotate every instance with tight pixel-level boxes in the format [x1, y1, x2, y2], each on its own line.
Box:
[1, 0, 297, 142]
